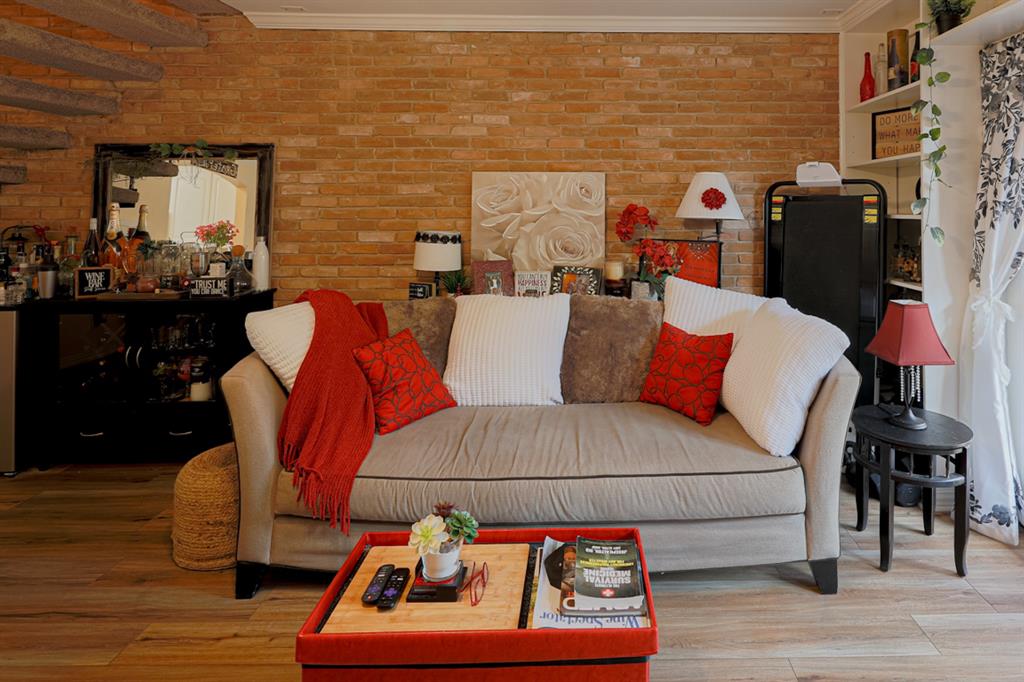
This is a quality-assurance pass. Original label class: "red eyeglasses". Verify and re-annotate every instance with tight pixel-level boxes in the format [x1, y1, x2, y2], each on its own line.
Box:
[458, 561, 489, 606]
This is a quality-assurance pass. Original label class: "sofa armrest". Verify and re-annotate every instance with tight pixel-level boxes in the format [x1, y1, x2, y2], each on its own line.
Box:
[221, 352, 287, 566]
[798, 355, 861, 561]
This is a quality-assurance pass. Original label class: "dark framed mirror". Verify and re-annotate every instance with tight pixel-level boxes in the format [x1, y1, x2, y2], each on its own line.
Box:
[92, 143, 274, 250]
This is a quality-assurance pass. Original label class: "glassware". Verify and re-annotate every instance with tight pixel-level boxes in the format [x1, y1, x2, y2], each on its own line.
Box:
[228, 256, 253, 295]
[189, 249, 210, 278]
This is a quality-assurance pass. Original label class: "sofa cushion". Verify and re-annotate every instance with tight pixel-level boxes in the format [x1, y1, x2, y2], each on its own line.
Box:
[275, 403, 805, 525]
[381, 297, 456, 375]
[663, 276, 766, 349]
[561, 296, 663, 403]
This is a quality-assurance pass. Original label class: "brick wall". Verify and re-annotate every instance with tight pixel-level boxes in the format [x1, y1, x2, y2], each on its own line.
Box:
[0, 1, 839, 301]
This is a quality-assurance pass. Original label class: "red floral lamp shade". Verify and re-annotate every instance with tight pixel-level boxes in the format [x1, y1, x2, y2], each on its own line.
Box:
[866, 300, 954, 367]
[676, 172, 744, 221]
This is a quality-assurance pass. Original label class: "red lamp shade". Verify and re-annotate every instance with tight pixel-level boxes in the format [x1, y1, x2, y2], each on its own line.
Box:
[866, 300, 954, 367]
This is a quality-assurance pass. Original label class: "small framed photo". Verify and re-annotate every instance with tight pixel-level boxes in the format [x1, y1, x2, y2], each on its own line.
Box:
[515, 271, 551, 297]
[74, 266, 114, 299]
[551, 266, 602, 295]
[630, 280, 656, 301]
[472, 260, 514, 296]
[408, 282, 434, 300]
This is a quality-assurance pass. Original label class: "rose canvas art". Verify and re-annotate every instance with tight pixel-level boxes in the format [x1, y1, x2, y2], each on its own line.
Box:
[471, 172, 606, 271]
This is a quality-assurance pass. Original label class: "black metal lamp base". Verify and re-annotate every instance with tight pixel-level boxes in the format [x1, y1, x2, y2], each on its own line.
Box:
[888, 404, 928, 430]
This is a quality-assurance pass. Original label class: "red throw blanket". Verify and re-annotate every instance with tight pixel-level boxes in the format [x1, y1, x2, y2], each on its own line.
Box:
[277, 289, 388, 532]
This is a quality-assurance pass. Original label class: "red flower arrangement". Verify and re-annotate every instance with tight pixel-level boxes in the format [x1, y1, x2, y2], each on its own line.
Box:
[700, 187, 727, 211]
[615, 203, 658, 243]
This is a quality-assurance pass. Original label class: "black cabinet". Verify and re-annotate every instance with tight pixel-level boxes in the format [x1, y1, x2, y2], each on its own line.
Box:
[9, 290, 274, 471]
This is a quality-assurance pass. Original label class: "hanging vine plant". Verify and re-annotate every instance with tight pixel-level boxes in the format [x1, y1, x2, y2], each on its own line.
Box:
[910, 23, 953, 245]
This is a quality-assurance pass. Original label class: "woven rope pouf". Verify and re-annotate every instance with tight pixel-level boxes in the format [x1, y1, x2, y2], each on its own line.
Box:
[172, 443, 239, 571]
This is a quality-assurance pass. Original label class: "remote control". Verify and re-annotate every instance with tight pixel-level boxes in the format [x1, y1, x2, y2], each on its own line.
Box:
[376, 568, 410, 611]
[360, 564, 395, 605]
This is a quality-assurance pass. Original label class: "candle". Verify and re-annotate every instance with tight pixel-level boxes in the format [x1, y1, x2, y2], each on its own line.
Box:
[605, 260, 624, 281]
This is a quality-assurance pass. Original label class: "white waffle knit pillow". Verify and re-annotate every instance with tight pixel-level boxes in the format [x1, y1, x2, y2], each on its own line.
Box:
[245, 301, 315, 391]
[722, 298, 850, 456]
[662, 276, 766, 348]
[443, 294, 571, 406]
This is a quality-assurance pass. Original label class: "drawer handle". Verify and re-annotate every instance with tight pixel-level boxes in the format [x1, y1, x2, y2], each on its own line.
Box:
[79, 431, 104, 438]
[168, 430, 193, 437]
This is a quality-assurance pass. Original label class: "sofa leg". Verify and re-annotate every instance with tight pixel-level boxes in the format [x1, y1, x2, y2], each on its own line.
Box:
[809, 558, 838, 594]
[235, 561, 267, 599]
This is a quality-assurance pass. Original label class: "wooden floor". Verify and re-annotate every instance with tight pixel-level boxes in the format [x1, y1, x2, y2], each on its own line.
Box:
[2, 464, 1023, 681]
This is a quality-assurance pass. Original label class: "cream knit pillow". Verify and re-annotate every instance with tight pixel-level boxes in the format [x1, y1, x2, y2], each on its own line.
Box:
[722, 298, 850, 456]
[662, 276, 766, 347]
[443, 294, 571, 406]
[245, 301, 314, 391]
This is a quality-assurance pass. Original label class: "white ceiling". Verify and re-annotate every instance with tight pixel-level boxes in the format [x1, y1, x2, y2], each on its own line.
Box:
[224, 0, 864, 33]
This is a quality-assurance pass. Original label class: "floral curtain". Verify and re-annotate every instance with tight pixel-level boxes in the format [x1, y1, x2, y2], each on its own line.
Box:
[959, 32, 1024, 545]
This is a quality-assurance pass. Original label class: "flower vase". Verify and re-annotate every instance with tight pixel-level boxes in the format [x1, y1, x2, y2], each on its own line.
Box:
[422, 539, 462, 581]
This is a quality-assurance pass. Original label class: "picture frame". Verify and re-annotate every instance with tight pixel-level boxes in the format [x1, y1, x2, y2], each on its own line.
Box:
[872, 106, 919, 160]
[471, 260, 514, 296]
[551, 266, 602, 295]
[514, 271, 551, 297]
[74, 266, 114, 299]
[674, 240, 722, 288]
[408, 282, 434, 300]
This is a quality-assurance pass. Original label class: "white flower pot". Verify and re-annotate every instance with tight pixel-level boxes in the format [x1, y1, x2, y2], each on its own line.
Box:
[422, 539, 462, 581]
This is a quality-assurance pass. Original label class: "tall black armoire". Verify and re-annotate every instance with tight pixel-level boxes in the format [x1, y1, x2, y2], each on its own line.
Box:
[764, 180, 885, 407]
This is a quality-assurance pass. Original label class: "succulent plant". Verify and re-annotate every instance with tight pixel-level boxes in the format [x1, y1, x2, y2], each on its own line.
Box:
[433, 500, 455, 519]
[445, 509, 479, 544]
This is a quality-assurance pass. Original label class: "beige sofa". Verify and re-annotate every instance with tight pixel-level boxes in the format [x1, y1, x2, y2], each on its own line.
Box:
[223, 296, 860, 598]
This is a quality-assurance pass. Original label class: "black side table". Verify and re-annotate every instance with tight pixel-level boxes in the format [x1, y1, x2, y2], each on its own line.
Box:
[851, 405, 974, 576]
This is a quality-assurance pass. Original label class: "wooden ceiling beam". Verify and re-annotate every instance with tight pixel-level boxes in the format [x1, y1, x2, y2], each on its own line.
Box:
[18, 0, 207, 47]
[0, 76, 118, 116]
[167, 0, 240, 16]
[0, 125, 72, 150]
[0, 19, 163, 82]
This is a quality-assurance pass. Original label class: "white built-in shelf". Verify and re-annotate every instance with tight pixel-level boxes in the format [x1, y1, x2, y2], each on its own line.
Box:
[848, 82, 921, 114]
[847, 151, 920, 169]
[931, 0, 1024, 47]
[887, 278, 924, 292]
[888, 213, 921, 220]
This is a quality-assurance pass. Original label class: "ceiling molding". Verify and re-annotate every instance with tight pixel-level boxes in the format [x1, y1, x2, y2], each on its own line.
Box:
[838, 0, 892, 32]
[242, 11, 843, 33]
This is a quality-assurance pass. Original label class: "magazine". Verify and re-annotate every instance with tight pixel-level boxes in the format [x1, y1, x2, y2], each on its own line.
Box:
[573, 537, 645, 615]
[530, 537, 649, 630]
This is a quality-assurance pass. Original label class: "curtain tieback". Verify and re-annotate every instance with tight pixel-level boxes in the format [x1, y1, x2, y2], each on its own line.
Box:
[970, 292, 1015, 386]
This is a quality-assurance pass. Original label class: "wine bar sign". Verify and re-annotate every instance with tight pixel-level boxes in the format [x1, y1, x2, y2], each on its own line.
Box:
[872, 107, 920, 160]
[74, 266, 114, 299]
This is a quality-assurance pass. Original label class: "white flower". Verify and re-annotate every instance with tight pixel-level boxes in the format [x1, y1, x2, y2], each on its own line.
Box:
[553, 173, 605, 217]
[408, 514, 450, 556]
[474, 174, 554, 241]
[512, 208, 604, 271]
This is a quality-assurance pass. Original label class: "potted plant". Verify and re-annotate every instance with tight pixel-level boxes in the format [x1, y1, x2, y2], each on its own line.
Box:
[440, 268, 472, 297]
[194, 219, 238, 262]
[408, 501, 478, 581]
[615, 203, 680, 299]
[928, 0, 975, 34]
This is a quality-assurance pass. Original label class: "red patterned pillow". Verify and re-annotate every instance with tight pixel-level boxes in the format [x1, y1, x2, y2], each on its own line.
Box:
[353, 328, 457, 435]
[639, 322, 733, 426]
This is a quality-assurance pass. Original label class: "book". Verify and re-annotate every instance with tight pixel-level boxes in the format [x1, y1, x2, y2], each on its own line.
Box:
[572, 537, 645, 616]
[472, 260, 514, 296]
[515, 271, 550, 297]
[531, 537, 649, 630]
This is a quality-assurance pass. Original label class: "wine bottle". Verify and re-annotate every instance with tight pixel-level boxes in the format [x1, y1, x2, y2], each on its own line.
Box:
[82, 218, 101, 267]
[102, 203, 122, 272]
[859, 52, 875, 102]
[133, 203, 151, 243]
[910, 32, 921, 83]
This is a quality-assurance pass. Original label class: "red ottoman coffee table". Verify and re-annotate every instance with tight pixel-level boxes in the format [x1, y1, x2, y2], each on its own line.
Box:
[296, 527, 659, 681]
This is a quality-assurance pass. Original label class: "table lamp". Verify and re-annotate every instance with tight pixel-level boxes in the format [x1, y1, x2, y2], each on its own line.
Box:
[413, 231, 462, 291]
[675, 172, 744, 236]
[865, 300, 954, 430]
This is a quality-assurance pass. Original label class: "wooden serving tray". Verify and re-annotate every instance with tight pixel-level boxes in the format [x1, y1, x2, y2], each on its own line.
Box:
[320, 543, 530, 635]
